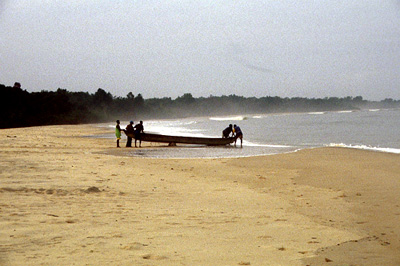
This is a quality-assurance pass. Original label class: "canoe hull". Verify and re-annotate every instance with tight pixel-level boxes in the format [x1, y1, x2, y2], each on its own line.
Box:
[124, 132, 234, 146]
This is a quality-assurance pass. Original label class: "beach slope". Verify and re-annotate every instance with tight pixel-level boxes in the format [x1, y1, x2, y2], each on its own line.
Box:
[0, 125, 399, 265]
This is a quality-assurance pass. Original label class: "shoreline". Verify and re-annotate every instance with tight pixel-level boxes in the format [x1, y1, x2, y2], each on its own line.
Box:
[1, 124, 399, 265]
[102, 144, 301, 159]
[89, 117, 400, 157]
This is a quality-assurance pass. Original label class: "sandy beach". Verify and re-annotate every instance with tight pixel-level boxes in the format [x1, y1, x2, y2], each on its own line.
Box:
[1, 124, 399, 266]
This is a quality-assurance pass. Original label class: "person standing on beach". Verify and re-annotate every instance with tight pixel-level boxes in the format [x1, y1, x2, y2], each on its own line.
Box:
[134, 121, 144, 148]
[115, 120, 122, 148]
[125, 121, 134, 147]
[233, 124, 243, 148]
[222, 124, 233, 138]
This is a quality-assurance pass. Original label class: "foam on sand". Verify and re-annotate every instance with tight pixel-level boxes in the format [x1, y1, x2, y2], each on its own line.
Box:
[328, 143, 400, 154]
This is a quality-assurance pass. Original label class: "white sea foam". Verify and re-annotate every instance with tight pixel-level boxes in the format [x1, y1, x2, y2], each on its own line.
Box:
[369, 109, 380, 112]
[337, 110, 353, 113]
[146, 125, 203, 137]
[243, 141, 292, 148]
[328, 143, 400, 154]
[210, 116, 246, 121]
[308, 112, 325, 115]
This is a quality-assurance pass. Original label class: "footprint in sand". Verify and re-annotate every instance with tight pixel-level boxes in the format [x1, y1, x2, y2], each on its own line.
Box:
[120, 242, 147, 251]
[257, 235, 272, 239]
[142, 254, 168, 260]
[85, 186, 101, 193]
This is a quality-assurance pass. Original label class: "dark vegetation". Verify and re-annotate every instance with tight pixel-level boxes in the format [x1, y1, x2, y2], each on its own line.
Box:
[1, 83, 399, 129]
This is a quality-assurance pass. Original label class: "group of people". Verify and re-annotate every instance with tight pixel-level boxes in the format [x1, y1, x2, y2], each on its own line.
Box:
[222, 124, 243, 147]
[115, 120, 243, 148]
[115, 120, 144, 148]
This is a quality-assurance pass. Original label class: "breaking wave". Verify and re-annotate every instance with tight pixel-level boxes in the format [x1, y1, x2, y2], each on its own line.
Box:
[327, 143, 400, 154]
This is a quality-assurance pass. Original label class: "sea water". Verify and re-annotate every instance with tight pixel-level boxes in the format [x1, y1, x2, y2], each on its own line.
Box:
[102, 108, 400, 158]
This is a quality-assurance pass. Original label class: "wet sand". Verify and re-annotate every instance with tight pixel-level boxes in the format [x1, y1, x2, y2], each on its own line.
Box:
[1, 124, 399, 265]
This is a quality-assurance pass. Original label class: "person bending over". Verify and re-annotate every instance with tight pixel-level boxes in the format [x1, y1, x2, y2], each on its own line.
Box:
[222, 124, 233, 138]
[233, 124, 243, 148]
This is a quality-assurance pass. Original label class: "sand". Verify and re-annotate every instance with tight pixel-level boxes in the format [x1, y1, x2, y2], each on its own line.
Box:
[1, 124, 399, 266]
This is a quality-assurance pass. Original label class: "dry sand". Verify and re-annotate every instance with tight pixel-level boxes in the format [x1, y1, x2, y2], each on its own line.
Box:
[1, 124, 399, 266]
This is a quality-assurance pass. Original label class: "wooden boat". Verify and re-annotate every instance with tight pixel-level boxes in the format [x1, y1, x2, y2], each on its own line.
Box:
[124, 132, 235, 146]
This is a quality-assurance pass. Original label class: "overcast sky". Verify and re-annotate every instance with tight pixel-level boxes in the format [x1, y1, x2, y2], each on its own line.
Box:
[1, 1, 400, 100]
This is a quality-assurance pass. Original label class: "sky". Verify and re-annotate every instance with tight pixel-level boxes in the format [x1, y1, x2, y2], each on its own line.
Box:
[1, 0, 400, 100]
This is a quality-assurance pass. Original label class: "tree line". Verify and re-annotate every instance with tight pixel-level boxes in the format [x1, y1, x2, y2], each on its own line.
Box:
[1, 83, 399, 129]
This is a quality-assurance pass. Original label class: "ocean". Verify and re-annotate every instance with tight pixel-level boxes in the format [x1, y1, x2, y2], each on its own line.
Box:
[102, 108, 400, 158]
